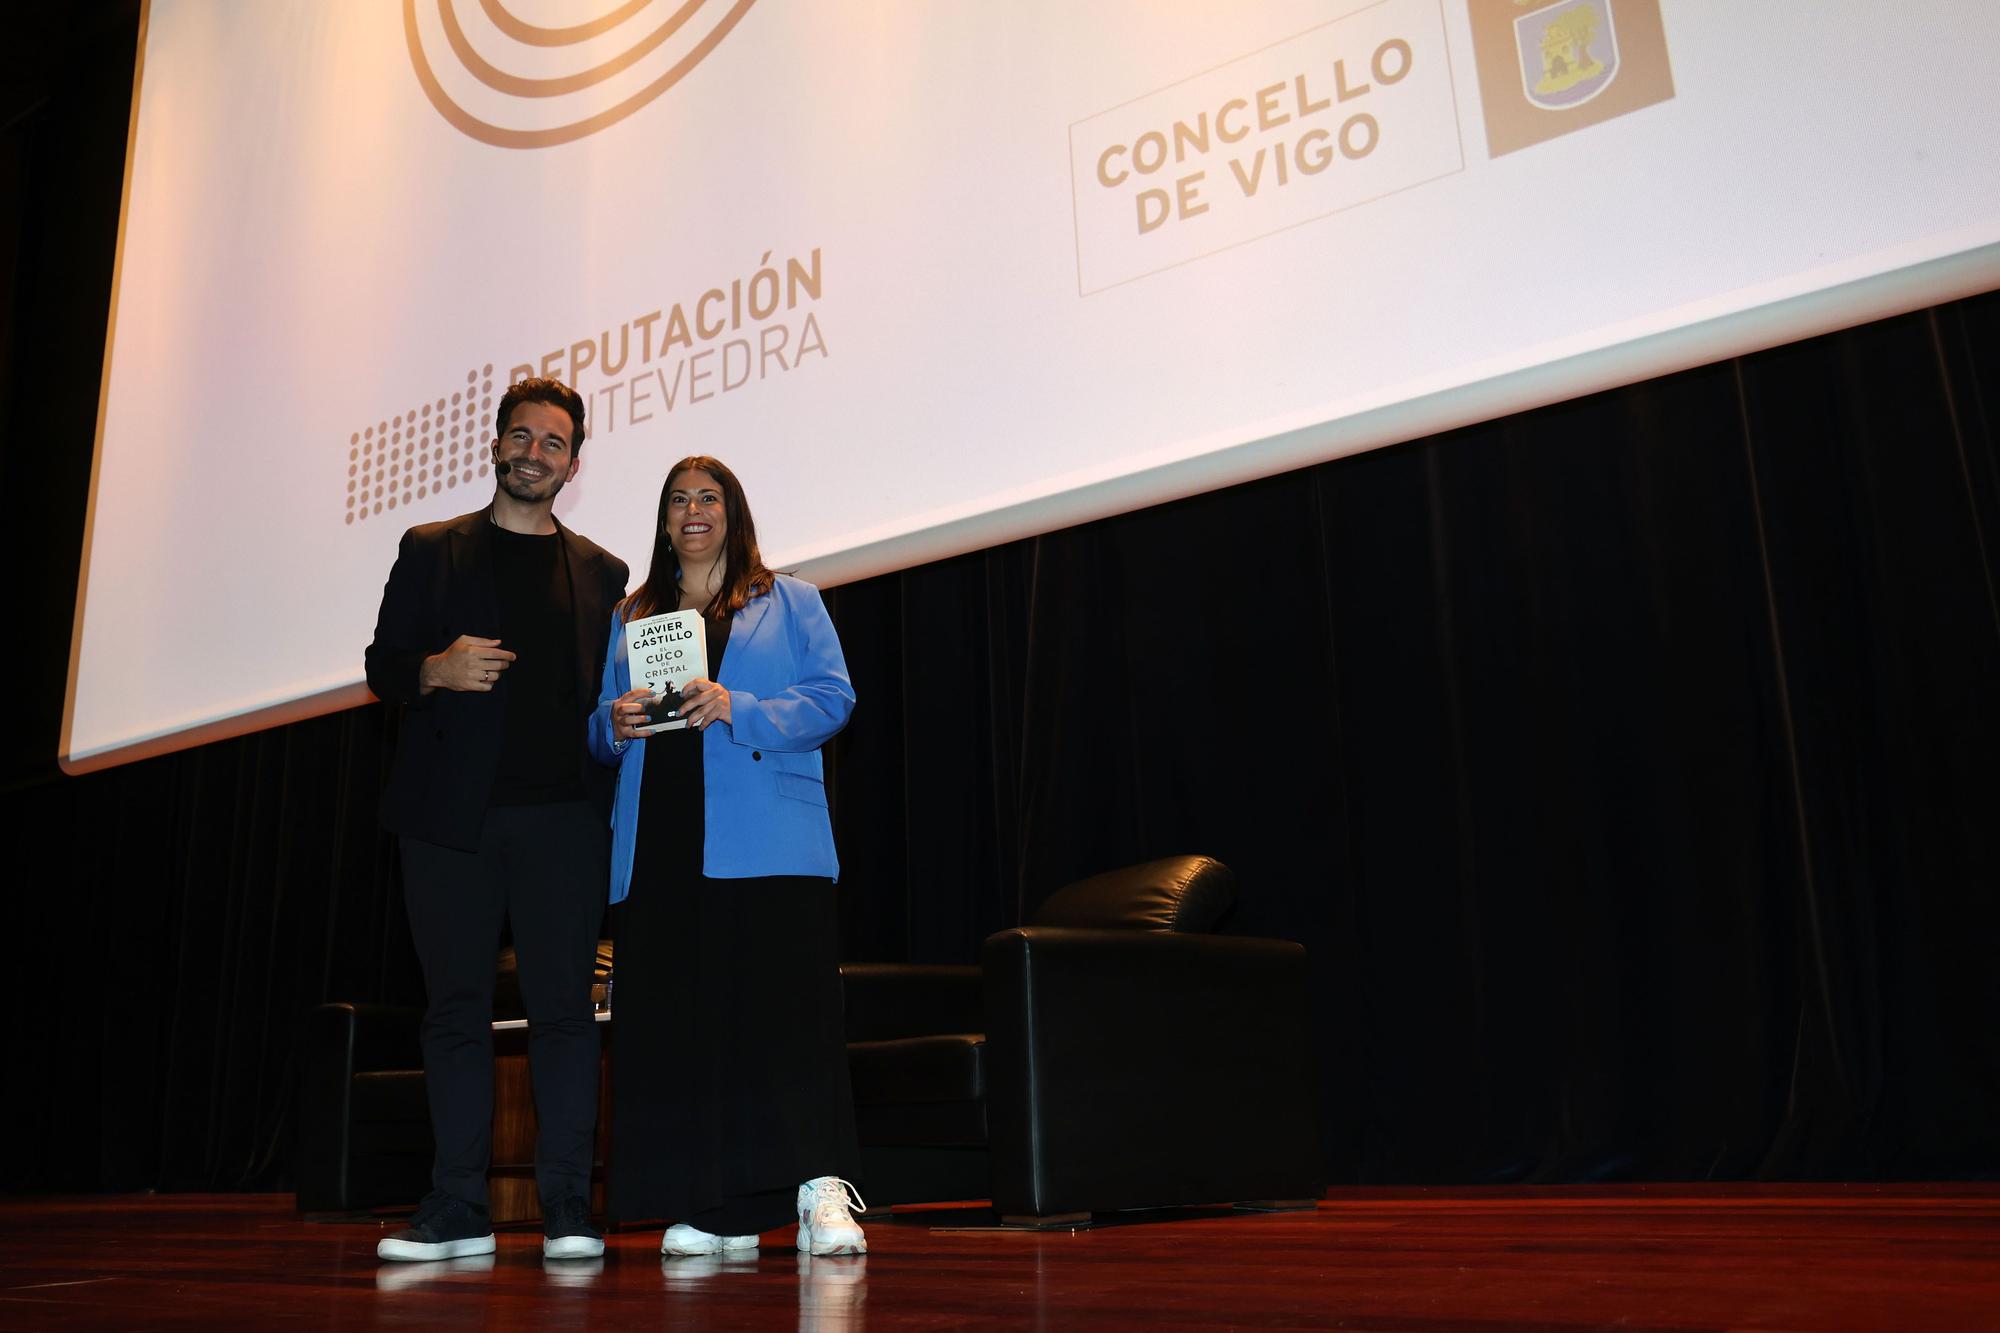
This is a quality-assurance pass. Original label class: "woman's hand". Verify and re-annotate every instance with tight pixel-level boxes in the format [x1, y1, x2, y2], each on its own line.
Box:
[611, 687, 655, 742]
[679, 678, 732, 731]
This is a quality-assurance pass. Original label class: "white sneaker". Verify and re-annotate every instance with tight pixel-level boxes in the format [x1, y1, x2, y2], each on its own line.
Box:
[795, 1177, 868, 1255]
[661, 1222, 761, 1256]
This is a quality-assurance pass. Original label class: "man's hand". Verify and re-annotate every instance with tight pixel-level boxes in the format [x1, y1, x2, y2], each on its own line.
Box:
[419, 636, 516, 694]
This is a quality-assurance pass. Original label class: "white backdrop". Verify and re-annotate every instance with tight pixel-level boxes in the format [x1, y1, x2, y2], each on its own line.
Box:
[64, 0, 2000, 771]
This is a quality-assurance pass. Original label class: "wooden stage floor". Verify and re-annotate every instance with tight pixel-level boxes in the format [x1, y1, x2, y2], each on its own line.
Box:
[2, 1185, 1997, 1329]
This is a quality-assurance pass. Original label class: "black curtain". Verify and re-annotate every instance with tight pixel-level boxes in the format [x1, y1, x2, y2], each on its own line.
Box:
[6, 5, 1996, 1193]
[824, 298, 2000, 1185]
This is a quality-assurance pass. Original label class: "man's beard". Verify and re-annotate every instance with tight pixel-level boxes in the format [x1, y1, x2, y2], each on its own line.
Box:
[499, 469, 565, 504]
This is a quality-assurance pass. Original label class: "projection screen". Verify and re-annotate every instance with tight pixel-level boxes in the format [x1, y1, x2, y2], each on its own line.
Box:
[63, 0, 2000, 772]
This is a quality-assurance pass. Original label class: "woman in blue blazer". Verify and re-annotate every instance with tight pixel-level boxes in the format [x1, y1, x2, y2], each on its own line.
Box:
[587, 455, 867, 1257]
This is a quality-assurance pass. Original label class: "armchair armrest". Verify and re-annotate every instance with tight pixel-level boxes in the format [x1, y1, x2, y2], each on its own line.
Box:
[980, 928, 1321, 1219]
[305, 1002, 425, 1075]
[838, 963, 983, 1043]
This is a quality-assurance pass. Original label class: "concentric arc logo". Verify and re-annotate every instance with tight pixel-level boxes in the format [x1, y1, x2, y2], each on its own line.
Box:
[405, 0, 758, 149]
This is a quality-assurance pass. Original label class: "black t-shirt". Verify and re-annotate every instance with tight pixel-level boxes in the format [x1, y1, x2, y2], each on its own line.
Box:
[488, 525, 583, 806]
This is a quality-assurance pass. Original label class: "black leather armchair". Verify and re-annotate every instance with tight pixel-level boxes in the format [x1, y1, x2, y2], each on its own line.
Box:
[842, 855, 1321, 1225]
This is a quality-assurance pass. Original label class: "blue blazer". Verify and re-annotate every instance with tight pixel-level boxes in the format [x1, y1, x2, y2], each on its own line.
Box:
[588, 574, 854, 904]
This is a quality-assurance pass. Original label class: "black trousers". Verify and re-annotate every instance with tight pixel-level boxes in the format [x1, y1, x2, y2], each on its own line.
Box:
[400, 799, 607, 1209]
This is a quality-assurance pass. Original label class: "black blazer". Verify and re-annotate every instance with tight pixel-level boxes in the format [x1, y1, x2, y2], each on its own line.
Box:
[365, 507, 630, 850]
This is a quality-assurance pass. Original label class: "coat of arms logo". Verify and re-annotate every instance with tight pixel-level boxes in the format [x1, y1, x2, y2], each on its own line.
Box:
[1468, 0, 1672, 157]
[1516, 1, 1620, 110]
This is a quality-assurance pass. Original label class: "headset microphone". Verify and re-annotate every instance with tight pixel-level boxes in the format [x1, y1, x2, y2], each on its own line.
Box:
[494, 460, 511, 476]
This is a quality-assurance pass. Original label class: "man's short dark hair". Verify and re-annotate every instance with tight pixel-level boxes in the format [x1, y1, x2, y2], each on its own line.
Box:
[496, 377, 587, 456]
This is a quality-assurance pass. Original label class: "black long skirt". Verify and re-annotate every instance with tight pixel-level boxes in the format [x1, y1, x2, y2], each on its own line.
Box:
[607, 698, 860, 1234]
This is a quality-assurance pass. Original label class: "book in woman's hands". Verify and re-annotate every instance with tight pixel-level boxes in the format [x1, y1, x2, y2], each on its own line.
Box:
[623, 609, 708, 734]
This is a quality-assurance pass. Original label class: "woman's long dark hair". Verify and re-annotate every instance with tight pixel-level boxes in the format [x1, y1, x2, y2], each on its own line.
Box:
[620, 456, 776, 621]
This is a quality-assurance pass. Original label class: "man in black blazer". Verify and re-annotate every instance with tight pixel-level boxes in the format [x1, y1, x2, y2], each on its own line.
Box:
[364, 377, 628, 1263]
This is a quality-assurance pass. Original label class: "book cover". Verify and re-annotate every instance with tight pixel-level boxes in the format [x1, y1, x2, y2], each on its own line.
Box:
[623, 609, 709, 735]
